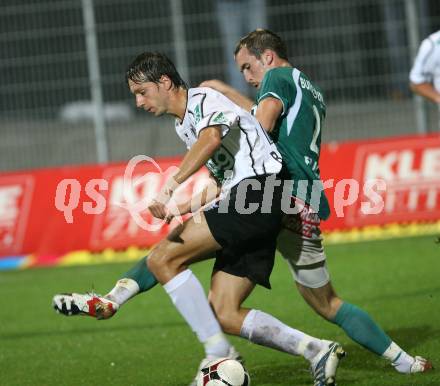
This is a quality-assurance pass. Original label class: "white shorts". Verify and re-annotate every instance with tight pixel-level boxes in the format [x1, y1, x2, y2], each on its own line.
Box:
[276, 198, 330, 288]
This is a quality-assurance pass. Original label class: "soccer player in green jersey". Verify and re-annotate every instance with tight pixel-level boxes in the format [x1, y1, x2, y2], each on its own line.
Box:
[201, 28, 432, 375]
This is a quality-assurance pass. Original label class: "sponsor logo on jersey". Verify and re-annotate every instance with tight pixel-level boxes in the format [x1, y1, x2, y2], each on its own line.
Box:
[212, 112, 229, 125]
[194, 104, 202, 124]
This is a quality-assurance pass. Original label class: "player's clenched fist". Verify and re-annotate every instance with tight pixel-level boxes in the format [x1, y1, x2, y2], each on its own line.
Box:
[148, 175, 180, 220]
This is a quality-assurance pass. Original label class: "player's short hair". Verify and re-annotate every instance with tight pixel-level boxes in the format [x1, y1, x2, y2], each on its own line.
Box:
[126, 52, 187, 89]
[234, 29, 288, 60]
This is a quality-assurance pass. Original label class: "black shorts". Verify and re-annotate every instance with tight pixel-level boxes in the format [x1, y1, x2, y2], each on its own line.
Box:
[204, 174, 284, 289]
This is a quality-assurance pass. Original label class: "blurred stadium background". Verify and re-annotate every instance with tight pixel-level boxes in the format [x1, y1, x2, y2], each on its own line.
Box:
[1, 0, 440, 171]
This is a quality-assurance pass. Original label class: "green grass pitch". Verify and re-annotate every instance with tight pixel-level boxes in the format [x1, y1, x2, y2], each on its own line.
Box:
[1, 235, 439, 386]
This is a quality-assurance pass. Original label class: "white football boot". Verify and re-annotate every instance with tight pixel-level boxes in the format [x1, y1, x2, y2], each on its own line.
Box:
[409, 356, 433, 373]
[52, 292, 119, 320]
[310, 340, 346, 386]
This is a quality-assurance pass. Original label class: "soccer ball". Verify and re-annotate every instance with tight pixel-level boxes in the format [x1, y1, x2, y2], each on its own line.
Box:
[197, 358, 250, 386]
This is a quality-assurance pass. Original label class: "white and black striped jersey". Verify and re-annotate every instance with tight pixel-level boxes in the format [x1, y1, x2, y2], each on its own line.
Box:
[175, 87, 282, 192]
[410, 30, 440, 92]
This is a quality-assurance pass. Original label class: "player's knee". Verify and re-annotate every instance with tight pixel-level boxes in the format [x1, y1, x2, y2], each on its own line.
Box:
[146, 249, 161, 274]
[211, 301, 240, 335]
[146, 245, 176, 275]
[314, 296, 342, 320]
[217, 310, 236, 334]
[328, 296, 343, 318]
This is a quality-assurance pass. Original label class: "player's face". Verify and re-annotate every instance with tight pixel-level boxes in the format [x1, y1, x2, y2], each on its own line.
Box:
[235, 47, 267, 89]
[128, 79, 168, 116]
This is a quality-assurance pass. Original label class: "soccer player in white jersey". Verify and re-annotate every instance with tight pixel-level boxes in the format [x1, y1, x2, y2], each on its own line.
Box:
[53, 52, 345, 386]
[410, 30, 440, 104]
[201, 29, 433, 375]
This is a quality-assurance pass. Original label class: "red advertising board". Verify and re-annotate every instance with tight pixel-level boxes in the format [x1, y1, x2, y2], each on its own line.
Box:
[320, 133, 440, 230]
[0, 157, 210, 259]
[1, 133, 439, 265]
[0, 175, 34, 255]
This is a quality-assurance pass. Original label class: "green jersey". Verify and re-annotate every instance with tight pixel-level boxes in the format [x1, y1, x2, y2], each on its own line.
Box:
[256, 67, 330, 219]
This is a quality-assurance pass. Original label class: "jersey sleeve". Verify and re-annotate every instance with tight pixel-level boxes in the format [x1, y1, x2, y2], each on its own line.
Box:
[257, 69, 296, 116]
[189, 91, 238, 138]
[410, 37, 437, 84]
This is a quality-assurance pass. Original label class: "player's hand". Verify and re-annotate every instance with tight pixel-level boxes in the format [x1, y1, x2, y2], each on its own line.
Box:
[148, 200, 169, 220]
[148, 175, 180, 220]
[164, 212, 175, 224]
[148, 201, 183, 223]
[148, 201, 181, 223]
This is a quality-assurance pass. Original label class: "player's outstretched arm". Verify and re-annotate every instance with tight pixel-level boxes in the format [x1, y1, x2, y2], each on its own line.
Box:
[174, 125, 222, 184]
[200, 79, 254, 112]
[148, 125, 222, 220]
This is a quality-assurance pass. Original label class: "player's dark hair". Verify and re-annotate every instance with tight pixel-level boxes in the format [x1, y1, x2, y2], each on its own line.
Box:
[126, 52, 187, 89]
[234, 29, 288, 60]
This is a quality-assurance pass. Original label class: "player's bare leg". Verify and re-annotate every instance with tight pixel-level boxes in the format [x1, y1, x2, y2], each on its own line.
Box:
[297, 280, 433, 374]
[208, 271, 255, 336]
[278, 215, 433, 375]
[147, 214, 219, 283]
[147, 213, 238, 375]
[209, 271, 345, 386]
[295, 280, 341, 320]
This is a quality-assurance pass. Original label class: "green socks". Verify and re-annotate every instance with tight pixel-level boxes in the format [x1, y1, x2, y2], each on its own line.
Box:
[332, 302, 392, 355]
[122, 255, 158, 292]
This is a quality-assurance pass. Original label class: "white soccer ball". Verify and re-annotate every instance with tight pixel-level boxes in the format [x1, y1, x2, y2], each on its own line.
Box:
[197, 358, 250, 386]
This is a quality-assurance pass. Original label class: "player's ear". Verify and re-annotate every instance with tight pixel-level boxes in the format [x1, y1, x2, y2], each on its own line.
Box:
[261, 49, 274, 66]
[160, 75, 173, 90]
